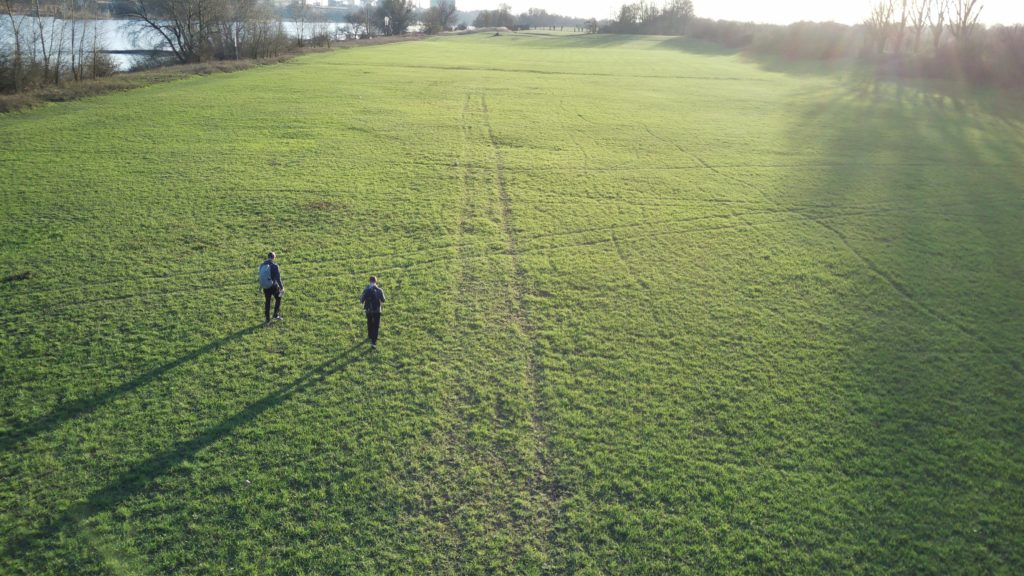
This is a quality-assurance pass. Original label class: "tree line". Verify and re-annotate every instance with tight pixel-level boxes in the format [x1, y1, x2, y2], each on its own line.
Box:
[605, 0, 1023, 88]
[1, 0, 300, 93]
[469, 4, 590, 32]
[1, 0, 454, 96]
[8, 0, 1019, 95]
[343, 0, 421, 38]
[347, 2, 591, 35]
[0, 0, 600, 95]
[606, 0, 693, 35]
[116, 0, 293, 64]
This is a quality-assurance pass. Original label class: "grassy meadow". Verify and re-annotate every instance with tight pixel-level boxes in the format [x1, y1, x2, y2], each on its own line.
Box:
[2, 32, 1023, 573]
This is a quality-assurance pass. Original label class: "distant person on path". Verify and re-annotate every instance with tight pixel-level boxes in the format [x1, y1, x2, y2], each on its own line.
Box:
[258, 252, 284, 325]
[360, 276, 386, 349]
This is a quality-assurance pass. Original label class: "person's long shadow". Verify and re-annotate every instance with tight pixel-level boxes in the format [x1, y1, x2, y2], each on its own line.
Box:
[6, 342, 366, 568]
[0, 324, 262, 455]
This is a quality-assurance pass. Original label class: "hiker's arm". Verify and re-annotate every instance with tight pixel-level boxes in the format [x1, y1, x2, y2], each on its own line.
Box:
[379, 289, 386, 302]
[359, 288, 366, 304]
[273, 265, 283, 288]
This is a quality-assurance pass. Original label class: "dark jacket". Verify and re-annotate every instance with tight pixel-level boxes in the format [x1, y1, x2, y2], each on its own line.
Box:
[360, 284, 385, 313]
[263, 259, 283, 289]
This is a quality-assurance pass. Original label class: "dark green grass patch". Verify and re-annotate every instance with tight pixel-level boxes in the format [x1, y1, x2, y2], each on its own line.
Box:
[2, 33, 1023, 574]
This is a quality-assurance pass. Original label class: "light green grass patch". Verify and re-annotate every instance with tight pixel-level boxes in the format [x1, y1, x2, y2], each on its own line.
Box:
[2, 32, 1023, 574]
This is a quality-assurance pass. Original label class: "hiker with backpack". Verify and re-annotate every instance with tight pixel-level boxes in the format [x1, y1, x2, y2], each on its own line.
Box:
[360, 276, 386, 349]
[258, 252, 284, 325]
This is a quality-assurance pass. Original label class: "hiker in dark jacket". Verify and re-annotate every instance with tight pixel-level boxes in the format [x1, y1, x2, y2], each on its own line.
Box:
[259, 252, 284, 324]
[360, 276, 386, 349]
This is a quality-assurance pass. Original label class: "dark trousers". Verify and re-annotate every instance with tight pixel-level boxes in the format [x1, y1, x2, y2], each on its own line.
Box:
[366, 311, 381, 344]
[264, 287, 281, 321]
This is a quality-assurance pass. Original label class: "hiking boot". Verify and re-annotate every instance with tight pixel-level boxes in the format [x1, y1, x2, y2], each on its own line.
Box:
[272, 315, 283, 321]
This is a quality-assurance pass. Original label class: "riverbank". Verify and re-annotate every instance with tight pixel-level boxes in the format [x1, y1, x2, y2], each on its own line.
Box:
[0, 35, 422, 114]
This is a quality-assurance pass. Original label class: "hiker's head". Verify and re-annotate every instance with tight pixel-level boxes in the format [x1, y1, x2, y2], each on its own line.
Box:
[267, 251, 276, 261]
[369, 276, 377, 285]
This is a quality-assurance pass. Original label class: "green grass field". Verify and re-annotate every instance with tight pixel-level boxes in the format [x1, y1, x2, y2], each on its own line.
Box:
[2, 32, 1023, 574]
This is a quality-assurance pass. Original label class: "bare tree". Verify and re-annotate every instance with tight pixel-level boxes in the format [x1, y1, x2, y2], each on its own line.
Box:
[947, 0, 983, 42]
[290, 0, 308, 47]
[359, 0, 373, 37]
[123, 0, 226, 63]
[473, 3, 514, 28]
[243, 2, 287, 58]
[892, 0, 910, 54]
[2, 0, 26, 91]
[218, 0, 289, 58]
[638, 0, 658, 28]
[928, 0, 947, 50]
[865, 0, 895, 55]
[908, 0, 931, 53]
[614, 4, 639, 33]
[43, 1, 109, 85]
[65, 0, 77, 81]
[221, 0, 258, 59]
[438, 0, 458, 30]
[665, 0, 694, 35]
[30, 0, 55, 82]
[309, 6, 333, 47]
[52, 6, 68, 83]
[375, 0, 414, 35]
[424, 0, 456, 34]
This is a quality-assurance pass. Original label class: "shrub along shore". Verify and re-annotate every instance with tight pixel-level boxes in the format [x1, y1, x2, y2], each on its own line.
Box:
[0, 35, 421, 114]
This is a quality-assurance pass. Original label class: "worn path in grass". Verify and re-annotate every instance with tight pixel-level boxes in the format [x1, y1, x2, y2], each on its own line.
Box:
[2, 32, 1023, 573]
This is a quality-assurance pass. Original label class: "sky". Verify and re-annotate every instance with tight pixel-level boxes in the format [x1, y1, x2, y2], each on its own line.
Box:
[451, 0, 1024, 26]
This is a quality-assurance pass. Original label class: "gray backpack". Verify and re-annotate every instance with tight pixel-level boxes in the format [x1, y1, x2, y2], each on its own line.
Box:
[258, 263, 274, 289]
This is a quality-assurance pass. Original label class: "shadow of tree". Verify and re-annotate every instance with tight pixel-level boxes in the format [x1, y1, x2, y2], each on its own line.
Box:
[0, 324, 263, 455]
[5, 342, 367, 570]
[514, 32, 650, 50]
[650, 34, 1024, 117]
[774, 71, 1024, 572]
[655, 35, 739, 56]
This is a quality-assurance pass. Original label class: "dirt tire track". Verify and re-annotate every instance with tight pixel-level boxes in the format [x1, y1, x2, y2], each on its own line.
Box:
[814, 218, 1024, 377]
[481, 92, 562, 565]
